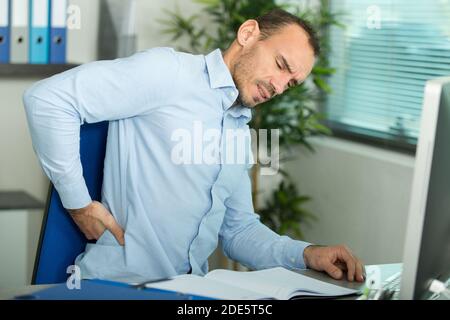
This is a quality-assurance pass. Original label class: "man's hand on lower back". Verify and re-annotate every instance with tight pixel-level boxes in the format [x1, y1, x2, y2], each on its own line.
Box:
[303, 244, 365, 282]
[68, 201, 125, 246]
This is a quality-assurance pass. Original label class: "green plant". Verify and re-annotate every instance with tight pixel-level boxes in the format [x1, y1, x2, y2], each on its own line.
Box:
[160, 0, 341, 239]
[259, 171, 317, 240]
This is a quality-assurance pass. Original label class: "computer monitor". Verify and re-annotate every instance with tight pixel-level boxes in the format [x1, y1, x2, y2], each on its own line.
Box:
[400, 77, 450, 300]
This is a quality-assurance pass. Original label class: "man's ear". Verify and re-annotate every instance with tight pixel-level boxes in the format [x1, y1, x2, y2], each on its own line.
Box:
[236, 19, 261, 47]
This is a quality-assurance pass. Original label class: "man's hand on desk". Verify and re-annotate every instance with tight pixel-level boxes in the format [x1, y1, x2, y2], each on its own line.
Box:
[303, 245, 365, 282]
[68, 201, 125, 246]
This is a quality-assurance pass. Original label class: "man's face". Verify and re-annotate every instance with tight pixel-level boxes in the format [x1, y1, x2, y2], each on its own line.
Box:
[232, 24, 316, 108]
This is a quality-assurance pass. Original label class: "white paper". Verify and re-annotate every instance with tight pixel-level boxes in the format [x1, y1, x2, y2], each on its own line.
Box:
[206, 267, 359, 299]
[146, 274, 270, 300]
[146, 267, 359, 300]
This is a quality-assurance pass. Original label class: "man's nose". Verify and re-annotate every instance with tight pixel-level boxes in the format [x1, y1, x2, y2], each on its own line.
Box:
[269, 81, 283, 96]
[271, 77, 289, 96]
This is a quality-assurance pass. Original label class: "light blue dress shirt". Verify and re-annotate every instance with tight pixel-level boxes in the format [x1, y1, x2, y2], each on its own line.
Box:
[23, 47, 311, 283]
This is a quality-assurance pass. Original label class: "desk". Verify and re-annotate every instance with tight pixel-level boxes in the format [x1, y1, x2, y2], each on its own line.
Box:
[0, 264, 402, 300]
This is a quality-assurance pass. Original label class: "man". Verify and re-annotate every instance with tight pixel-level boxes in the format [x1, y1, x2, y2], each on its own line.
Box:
[24, 9, 365, 283]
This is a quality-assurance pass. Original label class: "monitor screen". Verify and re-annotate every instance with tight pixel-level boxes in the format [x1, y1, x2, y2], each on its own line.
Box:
[400, 77, 450, 300]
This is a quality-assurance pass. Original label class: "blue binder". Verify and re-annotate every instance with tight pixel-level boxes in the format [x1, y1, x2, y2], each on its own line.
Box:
[15, 279, 214, 300]
[49, 0, 66, 64]
[0, 0, 10, 63]
[30, 0, 50, 64]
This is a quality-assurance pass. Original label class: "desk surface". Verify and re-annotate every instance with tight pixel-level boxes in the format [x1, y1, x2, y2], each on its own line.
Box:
[0, 263, 402, 300]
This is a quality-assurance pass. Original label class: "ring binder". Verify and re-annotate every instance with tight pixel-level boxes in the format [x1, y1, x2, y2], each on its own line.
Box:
[50, 0, 67, 64]
[0, 0, 10, 63]
[30, 0, 50, 64]
[11, 0, 29, 63]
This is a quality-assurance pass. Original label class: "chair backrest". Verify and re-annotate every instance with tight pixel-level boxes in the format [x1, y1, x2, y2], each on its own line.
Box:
[32, 122, 109, 284]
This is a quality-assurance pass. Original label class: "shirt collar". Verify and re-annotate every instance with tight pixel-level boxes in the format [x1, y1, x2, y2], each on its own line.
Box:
[205, 49, 236, 89]
[205, 49, 253, 124]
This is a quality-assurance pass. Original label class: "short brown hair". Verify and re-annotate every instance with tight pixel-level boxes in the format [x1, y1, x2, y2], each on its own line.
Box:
[255, 9, 320, 57]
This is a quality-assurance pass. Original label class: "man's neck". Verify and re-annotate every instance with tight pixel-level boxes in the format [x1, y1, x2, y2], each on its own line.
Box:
[222, 42, 240, 75]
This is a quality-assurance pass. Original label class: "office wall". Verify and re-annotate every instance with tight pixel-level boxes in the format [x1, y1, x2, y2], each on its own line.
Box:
[0, 78, 50, 201]
[271, 137, 416, 265]
[135, 0, 206, 51]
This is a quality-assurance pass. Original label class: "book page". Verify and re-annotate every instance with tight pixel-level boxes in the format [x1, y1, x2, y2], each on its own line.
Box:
[205, 267, 359, 299]
[145, 274, 271, 300]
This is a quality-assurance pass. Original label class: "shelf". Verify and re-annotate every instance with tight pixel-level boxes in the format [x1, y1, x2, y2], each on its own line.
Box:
[0, 191, 45, 210]
[0, 64, 79, 78]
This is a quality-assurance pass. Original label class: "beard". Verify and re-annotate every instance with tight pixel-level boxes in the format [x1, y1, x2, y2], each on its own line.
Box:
[232, 48, 275, 108]
[232, 49, 259, 108]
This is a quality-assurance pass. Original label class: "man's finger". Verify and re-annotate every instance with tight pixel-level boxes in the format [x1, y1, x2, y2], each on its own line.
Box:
[84, 231, 95, 240]
[101, 213, 125, 246]
[335, 261, 348, 271]
[324, 262, 343, 280]
[90, 204, 125, 245]
[338, 246, 356, 281]
[355, 260, 365, 282]
[90, 219, 108, 239]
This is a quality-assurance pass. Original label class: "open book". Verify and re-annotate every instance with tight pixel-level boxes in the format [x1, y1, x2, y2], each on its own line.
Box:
[145, 267, 360, 300]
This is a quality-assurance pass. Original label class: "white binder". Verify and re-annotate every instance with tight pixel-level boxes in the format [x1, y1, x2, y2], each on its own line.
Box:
[11, 0, 29, 63]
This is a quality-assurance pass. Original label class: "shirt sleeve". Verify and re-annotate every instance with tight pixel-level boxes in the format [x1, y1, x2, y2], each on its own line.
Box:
[220, 169, 312, 270]
[23, 47, 180, 209]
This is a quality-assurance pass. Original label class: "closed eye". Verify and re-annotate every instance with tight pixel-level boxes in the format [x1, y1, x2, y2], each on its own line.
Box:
[276, 59, 283, 70]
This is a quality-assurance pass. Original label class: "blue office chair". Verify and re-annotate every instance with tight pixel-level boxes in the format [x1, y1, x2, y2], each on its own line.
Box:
[32, 122, 109, 285]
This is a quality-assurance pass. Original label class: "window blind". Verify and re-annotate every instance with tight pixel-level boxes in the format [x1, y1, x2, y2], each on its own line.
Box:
[325, 0, 450, 148]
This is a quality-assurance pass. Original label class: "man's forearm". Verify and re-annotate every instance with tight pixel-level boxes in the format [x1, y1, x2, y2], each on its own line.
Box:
[220, 217, 311, 270]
